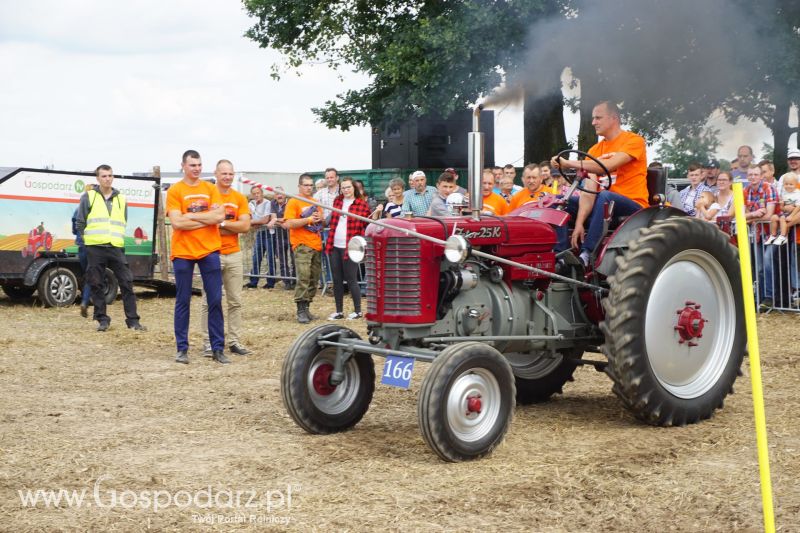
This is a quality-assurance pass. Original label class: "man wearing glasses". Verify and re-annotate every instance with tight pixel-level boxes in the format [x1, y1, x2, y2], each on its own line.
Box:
[283, 174, 324, 323]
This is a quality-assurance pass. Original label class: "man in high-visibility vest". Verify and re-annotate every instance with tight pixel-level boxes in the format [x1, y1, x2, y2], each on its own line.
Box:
[75, 164, 145, 332]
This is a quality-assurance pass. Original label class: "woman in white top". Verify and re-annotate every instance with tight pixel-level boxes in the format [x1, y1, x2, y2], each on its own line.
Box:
[697, 171, 734, 222]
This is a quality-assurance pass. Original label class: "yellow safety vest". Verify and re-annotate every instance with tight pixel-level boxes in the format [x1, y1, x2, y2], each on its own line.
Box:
[84, 189, 127, 247]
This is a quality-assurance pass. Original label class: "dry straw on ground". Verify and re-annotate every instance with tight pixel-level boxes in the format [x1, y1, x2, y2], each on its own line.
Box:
[0, 288, 798, 532]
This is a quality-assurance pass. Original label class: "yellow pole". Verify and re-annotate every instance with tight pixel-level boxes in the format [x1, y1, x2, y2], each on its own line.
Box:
[551, 178, 559, 194]
[732, 182, 775, 533]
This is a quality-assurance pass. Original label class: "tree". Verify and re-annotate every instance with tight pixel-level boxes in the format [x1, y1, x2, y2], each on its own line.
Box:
[243, 0, 569, 164]
[656, 126, 721, 178]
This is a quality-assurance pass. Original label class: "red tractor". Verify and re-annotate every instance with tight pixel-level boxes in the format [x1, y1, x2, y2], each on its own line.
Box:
[21, 227, 53, 258]
[281, 109, 745, 462]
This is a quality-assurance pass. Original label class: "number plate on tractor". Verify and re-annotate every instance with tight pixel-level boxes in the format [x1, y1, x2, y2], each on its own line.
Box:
[381, 355, 415, 389]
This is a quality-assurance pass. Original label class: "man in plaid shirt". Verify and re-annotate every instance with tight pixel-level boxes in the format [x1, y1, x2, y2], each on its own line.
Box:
[402, 170, 437, 217]
[744, 164, 778, 309]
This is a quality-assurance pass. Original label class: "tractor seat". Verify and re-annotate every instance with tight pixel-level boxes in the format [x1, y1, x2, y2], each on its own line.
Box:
[646, 167, 668, 206]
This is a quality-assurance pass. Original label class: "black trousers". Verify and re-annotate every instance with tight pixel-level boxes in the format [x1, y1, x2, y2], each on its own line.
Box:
[86, 245, 140, 326]
[329, 246, 361, 314]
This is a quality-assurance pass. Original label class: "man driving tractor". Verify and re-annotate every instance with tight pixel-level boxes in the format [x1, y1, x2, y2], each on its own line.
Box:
[551, 100, 649, 266]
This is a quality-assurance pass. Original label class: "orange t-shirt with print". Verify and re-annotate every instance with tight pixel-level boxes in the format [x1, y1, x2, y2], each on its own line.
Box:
[509, 185, 547, 211]
[482, 192, 509, 216]
[588, 130, 649, 208]
[166, 180, 222, 260]
[284, 195, 323, 252]
[219, 188, 250, 255]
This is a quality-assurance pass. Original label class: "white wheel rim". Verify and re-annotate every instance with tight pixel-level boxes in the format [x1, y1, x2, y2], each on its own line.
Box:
[307, 349, 361, 415]
[645, 249, 736, 399]
[446, 368, 502, 442]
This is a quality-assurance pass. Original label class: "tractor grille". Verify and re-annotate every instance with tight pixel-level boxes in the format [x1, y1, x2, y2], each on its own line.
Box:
[365, 237, 422, 316]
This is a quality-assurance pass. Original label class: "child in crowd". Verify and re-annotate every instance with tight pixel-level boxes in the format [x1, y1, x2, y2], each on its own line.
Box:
[696, 171, 735, 222]
[766, 172, 800, 245]
[372, 177, 405, 219]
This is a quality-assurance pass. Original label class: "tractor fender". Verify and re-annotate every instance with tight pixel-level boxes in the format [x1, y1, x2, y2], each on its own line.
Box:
[23, 257, 80, 287]
[595, 206, 686, 278]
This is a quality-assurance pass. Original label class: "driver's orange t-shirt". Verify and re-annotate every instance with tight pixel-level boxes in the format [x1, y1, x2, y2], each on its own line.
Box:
[588, 130, 649, 208]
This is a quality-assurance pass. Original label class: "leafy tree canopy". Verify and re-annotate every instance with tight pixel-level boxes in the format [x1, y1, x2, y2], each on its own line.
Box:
[656, 125, 721, 178]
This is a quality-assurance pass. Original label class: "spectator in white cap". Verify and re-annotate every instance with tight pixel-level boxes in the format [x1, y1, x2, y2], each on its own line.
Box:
[778, 149, 800, 195]
[401, 170, 437, 217]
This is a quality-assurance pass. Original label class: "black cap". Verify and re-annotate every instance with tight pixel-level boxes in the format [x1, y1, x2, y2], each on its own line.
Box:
[704, 159, 720, 169]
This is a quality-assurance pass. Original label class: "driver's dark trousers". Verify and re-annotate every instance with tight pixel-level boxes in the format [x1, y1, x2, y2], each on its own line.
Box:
[555, 191, 642, 255]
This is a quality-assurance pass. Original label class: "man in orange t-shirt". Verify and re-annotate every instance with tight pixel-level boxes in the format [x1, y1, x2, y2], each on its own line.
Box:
[282, 173, 324, 323]
[480, 168, 509, 216]
[551, 101, 648, 265]
[199, 160, 251, 358]
[167, 149, 226, 364]
[509, 164, 547, 212]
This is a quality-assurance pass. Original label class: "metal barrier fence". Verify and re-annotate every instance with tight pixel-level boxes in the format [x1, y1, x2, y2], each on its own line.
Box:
[748, 223, 799, 313]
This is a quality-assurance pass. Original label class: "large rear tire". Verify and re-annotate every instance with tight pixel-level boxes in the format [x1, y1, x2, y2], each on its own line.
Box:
[601, 217, 745, 426]
[418, 342, 515, 462]
[281, 324, 375, 434]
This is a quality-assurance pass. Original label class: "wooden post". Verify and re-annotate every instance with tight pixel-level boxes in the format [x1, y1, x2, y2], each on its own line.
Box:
[153, 166, 170, 281]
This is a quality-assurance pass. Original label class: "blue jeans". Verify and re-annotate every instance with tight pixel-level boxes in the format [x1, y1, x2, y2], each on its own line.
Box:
[249, 229, 275, 287]
[753, 238, 774, 301]
[173, 252, 223, 352]
[557, 191, 643, 254]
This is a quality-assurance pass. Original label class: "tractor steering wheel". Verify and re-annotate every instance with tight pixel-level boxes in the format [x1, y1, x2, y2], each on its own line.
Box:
[553, 149, 612, 195]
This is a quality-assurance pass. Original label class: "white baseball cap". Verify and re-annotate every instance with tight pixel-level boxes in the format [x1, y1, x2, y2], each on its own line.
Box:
[787, 149, 800, 159]
[410, 170, 426, 179]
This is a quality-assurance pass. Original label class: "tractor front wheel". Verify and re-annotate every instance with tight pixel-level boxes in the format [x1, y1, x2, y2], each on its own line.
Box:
[601, 217, 745, 426]
[281, 324, 375, 434]
[418, 342, 515, 462]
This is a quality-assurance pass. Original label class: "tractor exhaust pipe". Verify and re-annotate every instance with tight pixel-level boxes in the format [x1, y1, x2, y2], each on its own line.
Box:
[468, 103, 485, 221]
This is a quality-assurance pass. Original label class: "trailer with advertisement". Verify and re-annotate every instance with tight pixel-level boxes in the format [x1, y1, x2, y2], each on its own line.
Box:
[0, 167, 162, 307]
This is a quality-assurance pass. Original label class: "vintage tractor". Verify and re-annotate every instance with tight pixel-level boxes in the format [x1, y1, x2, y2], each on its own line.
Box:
[281, 107, 745, 462]
[21, 227, 53, 258]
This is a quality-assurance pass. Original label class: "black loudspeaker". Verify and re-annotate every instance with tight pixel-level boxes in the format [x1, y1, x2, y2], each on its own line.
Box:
[372, 110, 495, 169]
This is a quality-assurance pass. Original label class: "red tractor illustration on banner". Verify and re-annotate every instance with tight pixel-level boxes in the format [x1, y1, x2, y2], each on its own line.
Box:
[21, 223, 53, 258]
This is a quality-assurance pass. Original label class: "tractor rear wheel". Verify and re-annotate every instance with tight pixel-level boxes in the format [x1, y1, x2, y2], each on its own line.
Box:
[418, 342, 515, 462]
[506, 350, 579, 404]
[281, 324, 375, 434]
[601, 217, 745, 426]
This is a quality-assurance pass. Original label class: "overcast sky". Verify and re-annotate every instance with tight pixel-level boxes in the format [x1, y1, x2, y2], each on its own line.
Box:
[0, 2, 780, 176]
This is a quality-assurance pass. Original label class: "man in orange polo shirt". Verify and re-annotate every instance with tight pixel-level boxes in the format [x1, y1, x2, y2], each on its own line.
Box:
[551, 101, 648, 266]
[200, 160, 251, 358]
[167, 150, 226, 364]
[480, 168, 508, 216]
[509, 163, 547, 211]
[283, 173, 324, 323]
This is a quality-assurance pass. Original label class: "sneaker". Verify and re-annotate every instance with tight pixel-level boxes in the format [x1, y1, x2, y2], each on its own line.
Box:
[764, 235, 777, 245]
[773, 235, 787, 246]
[175, 350, 189, 364]
[128, 323, 147, 331]
[201, 342, 213, 357]
[328, 312, 344, 320]
[759, 298, 773, 312]
[80, 304, 88, 318]
[347, 312, 363, 320]
[229, 344, 251, 356]
[578, 250, 590, 267]
[243, 284, 258, 289]
[96, 322, 109, 332]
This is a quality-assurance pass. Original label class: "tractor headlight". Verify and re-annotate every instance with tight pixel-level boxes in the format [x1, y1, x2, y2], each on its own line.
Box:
[444, 235, 470, 264]
[348, 236, 367, 263]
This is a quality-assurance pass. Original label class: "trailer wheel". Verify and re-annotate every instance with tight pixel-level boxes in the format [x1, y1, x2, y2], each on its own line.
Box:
[1, 284, 36, 301]
[418, 342, 515, 462]
[38, 267, 78, 308]
[601, 217, 745, 426]
[281, 324, 375, 434]
[103, 268, 119, 305]
[507, 350, 579, 404]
